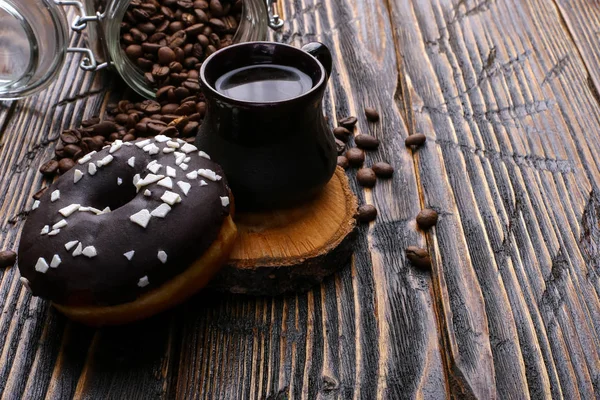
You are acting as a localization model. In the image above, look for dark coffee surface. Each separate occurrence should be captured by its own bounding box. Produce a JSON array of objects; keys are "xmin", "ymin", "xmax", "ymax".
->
[{"xmin": 215, "ymin": 64, "xmax": 313, "ymax": 102}]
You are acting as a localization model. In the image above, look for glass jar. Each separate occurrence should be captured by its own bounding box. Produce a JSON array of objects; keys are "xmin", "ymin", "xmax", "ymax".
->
[{"xmin": 0, "ymin": 0, "xmax": 283, "ymax": 100}]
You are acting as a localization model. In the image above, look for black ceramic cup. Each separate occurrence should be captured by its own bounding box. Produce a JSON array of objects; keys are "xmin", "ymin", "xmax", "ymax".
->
[{"xmin": 195, "ymin": 41, "xmax": 337, "ymax": 211}]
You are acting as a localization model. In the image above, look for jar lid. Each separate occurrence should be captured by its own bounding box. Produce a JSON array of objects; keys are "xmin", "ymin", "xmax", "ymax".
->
[{"xmin": 0, "ymin": 0, "xmax": 68, "ymax": 99}]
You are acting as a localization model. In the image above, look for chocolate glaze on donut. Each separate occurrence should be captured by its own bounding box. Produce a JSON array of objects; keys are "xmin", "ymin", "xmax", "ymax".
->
[{"xmin": 19, "ymin": 136, "xmax": 231, "ymax": 306}]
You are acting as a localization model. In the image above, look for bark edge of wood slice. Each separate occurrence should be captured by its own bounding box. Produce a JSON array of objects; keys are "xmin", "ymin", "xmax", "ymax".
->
[{"xmin": 210, "ymin": 167, "xmax": 358, "ymax": 295}]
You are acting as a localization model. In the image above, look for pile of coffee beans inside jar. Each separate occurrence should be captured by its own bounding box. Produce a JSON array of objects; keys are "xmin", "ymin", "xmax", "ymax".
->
[{"xmin": 40, "ymin": 0, "xmax": 241, "ymax": 178}]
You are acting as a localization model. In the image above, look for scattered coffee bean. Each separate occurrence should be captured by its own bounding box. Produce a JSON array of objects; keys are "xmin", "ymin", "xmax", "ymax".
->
[
  {"xmin": 0, "ymin": 250, "xmax": 16, "ymax": 269},
  {"xmin": 416, "ymin": 208, "xmax": 439, "ymax": 230},
  {"xmin": 33, "ymin": 187, "xmax": 47, "ymax": 200},
  {"xmin": 158, "ymin": 46, "xmax": 177, "ymax": 64},
  {"xmin": 354, "ymin": 134, "xmax": 379, "ymax": 150},
  {"xmin": 357, "ymin": 168, "xmax": 377, "ymax": 187},
  {"xmin": 345, "ymin": 148, "xmax": 365, "ymax": 167},
  {"xmin": 39, "ymin": 160, "xmax": 59, "ymax": 176},
  {"xmin": 364, "ymin": 107, "xmax": 380, "ymax": 122},
  {"xmin": 333, "ymin": 126, "xmax": 352, "ymax": 141},
  {"xmin": 372, "ymin": 162, "xmax": 394, "ymax": 178},
  {"xmin": 338, "ymin": 116, "xmax": 357, "ymax": 130},
  {"xmin": 357, "ymin": 204, "xmax": 377, "ymax": 222},
  {"xmin": 405, "ymin": 246, "xmax": 431, "ymax": 270},
  {"xmin": 337, "ymin": 155, "xmax": 349, "ymax": 169},
  {"xmin": 405, "ymin": 133, "xmax": 426, "ymax": 147},
  {"xmin": 58, "ymin": 158, "xmax": 75, "ymax": 174},
  {"xmin": 335, "ymin": 138, "xmax": 346, "ymax": 155}
]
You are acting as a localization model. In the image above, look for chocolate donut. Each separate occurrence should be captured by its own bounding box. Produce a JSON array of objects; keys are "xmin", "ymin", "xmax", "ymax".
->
[{"xmin": 18, "ymin": 136, "xmax": 237, "ymax": 325}]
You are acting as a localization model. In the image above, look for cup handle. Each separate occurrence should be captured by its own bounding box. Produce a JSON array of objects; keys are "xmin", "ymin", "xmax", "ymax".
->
[{"xmin": 302, "ymin": 42, "xmax": 332, "ymax": 78}]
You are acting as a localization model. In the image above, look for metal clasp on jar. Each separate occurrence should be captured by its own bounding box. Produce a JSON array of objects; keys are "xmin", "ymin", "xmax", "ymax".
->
[
  {"xmin": 54, "ymin": 0, "xmax": 109, "ymax": 71},
  {"xmin": 265, "ymin": 0, "xmax": 283, "ymax": 29}
]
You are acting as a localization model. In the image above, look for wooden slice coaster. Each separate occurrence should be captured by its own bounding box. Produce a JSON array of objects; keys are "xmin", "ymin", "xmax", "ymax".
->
[{"xmin": 210, "ymin": 167, "xmax": 358, "ymax": 295}]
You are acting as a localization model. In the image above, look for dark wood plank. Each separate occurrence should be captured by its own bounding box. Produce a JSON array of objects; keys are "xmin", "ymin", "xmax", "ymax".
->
[
  {"xmin": 389, "ymin": 0, "xmax": 600, "ymax": 397},
  {"xmin": 0, "ymin": 2, "xmax": 448, "ymax": 400}
]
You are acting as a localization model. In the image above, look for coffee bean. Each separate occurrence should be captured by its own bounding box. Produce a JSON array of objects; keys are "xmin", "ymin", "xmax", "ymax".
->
[
  {"xmin": 39, "ymin": 160, "xmax": 59, "ymax": 176},
  {"xmin": 138, "ymin": 22, "xmax": 157, "ymax": 34},
  {"xmin": 91, "ymin": 121, "xmax": 118, "ymax": 136},
  {"xmin": 182, "ymin": 121, "xmax": 199, "ymax": 136},
  {"xmin": 416, "ymin": 208, "xmax": 439, "ymax": 230},
  {"xmin": 158, "ymin": 46, "xmax": 177, "ymax": 64},
  {"xmin": 60, "ymin": 131, "xmax": 79, "ymax": 144},
  {"xmin": 161, "ymin": 126, "xmax": 179, "ymax": 136},
  {"xmin": 355, "ymin": 134, "xmax": 379, "ymax": 150},
  {"xmin": 335, "ymin": 138, "xmax": 346, "ymax": 155},
  {"xmin": 64, "ymin": 144, "xmax": 83, "ymax": 159},
  {"xmin": 364, "ymin": 107, "xmax": 380, "ymax": 122},
  {"xmin": 345, "ymin": 148, "xmax": 365, "ymax": 166},
  {"xmin": 33, "ymin": 187, "xmax": 48, "ymax": 200},
  {"xmin": 209, "ymin": 18, "xmax": 226, "ymax": 31},
  {"xmin": 126, "ymin": 44, "xmax": 144, "ymax": 58},
  {"xmin": 133, "ymin": 8, "xmax": 150, "ymax": 21},
  {"xmin": 81, "ymin": 117, "xmax": 100, "ymax": 127},
  {"xmin": 182, "ymin": 79, "xmax": 200, "ymax": 91},
  {"xmin": 210, "ymin": 0, "xmax": 224, "ymax": 16},
  {"xmin": 58, "ymin": 158, "xmax": 75, "ymax": 174},
  {"xmin": 123, "ymin": 133, "xmax": 137, "ymax": 142},
  {"xmin": 357, "ymin": 204, "xmax": 377, "ymax": 222},
  {"xmin": 156, "ymin": 85, "xmax": 175, "ymax": 100},
  {"xmin": 405, "ymin": 133, "xmax": 426, "ymax": 147},
  {"xmin": 137, "ymin": 57, "xmax": 154, "ymax": 70},
  {"xmin": 0, "ymin": 250, "xmax": 16, "ymax": 269},
  {"xmin": 405, "ymin": 246, "xmax": 431, "ymax": 270},
  {"xmin": 333, "ymin": 126, "xmax": 351, "ymax": 141},
  {"xmin": 337, "ymin": 156, "xmax": 349, "ymax": 169},
  {"xmin": 357, "ymin": 168, "xmax": 376, "ymax": 187},
  {"xmin": 338, "ymin": 116, "xmax": 357, "ymax": 129},
  {"xmin": 139, "ymin": 100, "xmax": 162, "ymax": 114},
  {"xmin": 372, "ymin": 162, "xmax": 394, "ymax": 178},
  {"xmin": 130, "ymin": 28, "xmax": 147, "ymax": 42}
]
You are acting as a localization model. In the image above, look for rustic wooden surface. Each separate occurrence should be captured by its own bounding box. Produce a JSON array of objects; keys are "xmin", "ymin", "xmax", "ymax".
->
[{"xmin": 1, "ymin": 0, "xmax": 599, "ymax": 398}]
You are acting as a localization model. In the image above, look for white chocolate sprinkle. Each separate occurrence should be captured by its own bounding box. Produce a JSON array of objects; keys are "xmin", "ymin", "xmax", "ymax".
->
[
  {"xmin": 177, "ymin": 181, "xmax": 191, "ymax": 196},
  {"xmin": 135, "ymin": 139, "xmax": 152, "ymax": 148},
  {"xmin": 52, "ymin": 219, "xmax": 68, "ymax": 230},
  {"xmin": 51, "ymin": 190, "xmax": 60, "ymax": 202},
  {"xmin": 197, "ymin": 169, "xmax": 218, "ymax": 181},
  {"xmin": 179, "ymin": 163, "xmax": 189, "ymax": 171},
  {"xmin": 221, "ymin": 196, "xmax": 230, "ymax": 207},
  {"xmin": 198, "ymin": 151, "xmax": 211, "ymax": 159},
  {"xmin": 148, "ymin": 162, "xmax": 162, "ymax": 174},
  {"xmin": 101, "ymin": 207, "xmax": 111, "ymax": 214},
  {"xmin": 181, "ymin": 143, "xmax": 198, "ymax": 153},
  {"xmin": 157, "ymin": 177, "xmax": 173, "ymax": 189},
  {"xmin": 177, "ymin": 138, "xmax": 186, "ymax": 144},
  {"xmin": 124, "ymin": 250, "xmax": 135, "ymax": 260},
  {"xmin": 138, "ymin": 276, "xmax": 149, "ymax": 287},
  {"xmin": 97, "ymin": 154, "xmax": 114, "ymax": 167},
  {"xmin": 130, "ymin": 209, "xmax": 152, "ymax": 228},
  {"xmin": 72, "ymin": 242, "xmax": 83, "ymax": 256},
  {"xmin": 74, "ymin": 169, "xmax": 84, "ymax": 183},
  {"xmin": 59, "ymin": 203, "xmax": 80, "ymax": 217},
  {"xmin": 48, "ymin": 229, "xmax": 60, "ymax": 236},
  {"xmin": 89, "ymin": 207, "xmax": 102, "ymax": 215},
  {"xmin": 186, "ymin": 171, "xmax": 198, "ymax": 180},
  {"xmin": 151, "ymin": 203, "xmax": 171, "ymax": 218},
  {"xmin": 167, "ymin": 141, "xmax": 180, "ymax": 149},
  {"xmin": 82, "ymin": 246, "xmax": 97, "ymax": 258},
  {"xmin": 155, "ymin": 134, "xmax": 170, "ymax": 142},
  {"xmin": 160, "ymin": 191, "xmax": 181, "ymax": 206},
  {"xmin": 175, "ymin": 154, "xmax": 185, "ymax": 165},
  {"xmin": 117, "ymin": 177, "xmax": 123, "ymax": 185},
  {"xmin": 157, "ymin": 250, "xmax": 168, "ymax": 264},
  {"xmin": 50, "ymin": 255, "xmax": 61, "ymax": 268},
  {"xmin": 133, "ymin": 173, "xmax": 141, "ymax": 186},
  {"xmin": 166, "ymin": 166, "xmax": 176, "ymax": 178},
  {"xmin": 184, "ymin": 156, "xmax": 191, "ymax": 163},
  {"xmin": 144, "ymin": 189, "xmax": 152, "ymax": 197},
  {"xmin": 77, "ymin": 151, "xmax": 96, "ymax": 165},
  {"xmin": 35, "ymin": 258, "xmax": 49, "ymax": 273},
  {"xmin": 109, "ymin": 140, "xmax": 123, "ymax": 154},
  {"xmin": 124, "ymin": 142, "xmax": 133, "ymax": 146},
  {"xmin": 20, "ymin": 277, "xmax": 30, "ymax": 290},
  {"xmin": 200, "ymin": 180, "xmax": 208, "ymax": 186},
  {"xmin": 143, "ymin": 143, "xmax": 160, "ymax": 155},
  {"xmin": 88, "ymin": 163, "xmax": 97, "ymax": 175},
  {"xmin": 65, "ymin": 240, "xmax": 79, "ymax": 251},
  {"xmin": 135, "ymin": 173, "xmax": 165, "ymax": 190},
  {"xmin": 162, "ymin": 147, "xmax": 175, "ymax": 154},
  {"xmin": 79, "ymin": 206, "xmax": 90, "ymax": 212},
  {"xmin": 40, "ymin": 225, "xmax": 50, "ymax": 235},
  {"xmin": 127, "ymin": 157, "xmax": 136, "ymax": 168},
  {"xmin": 32, "ymin": 200, "xmax": 40, "ymax": 210}
]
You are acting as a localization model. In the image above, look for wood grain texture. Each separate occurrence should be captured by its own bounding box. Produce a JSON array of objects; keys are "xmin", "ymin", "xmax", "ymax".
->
[
  {"xmin": 389, "ymin": 0, "xmax": 600, "ymax": 398},
  {"xmin": 0, "ymin": 3, "xmax": 446, "ymax": 400}
]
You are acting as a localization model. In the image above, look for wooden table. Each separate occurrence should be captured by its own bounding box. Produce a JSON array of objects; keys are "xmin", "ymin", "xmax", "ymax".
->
[{"xmin": 1, "ymin": 0, "xmax": 600, "ymax": 398}]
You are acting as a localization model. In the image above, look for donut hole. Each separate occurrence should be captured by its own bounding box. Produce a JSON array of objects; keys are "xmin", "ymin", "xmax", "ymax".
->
[{"xmin": 85, "ymin": 176, "xmax": 139, "ymax": 212}]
